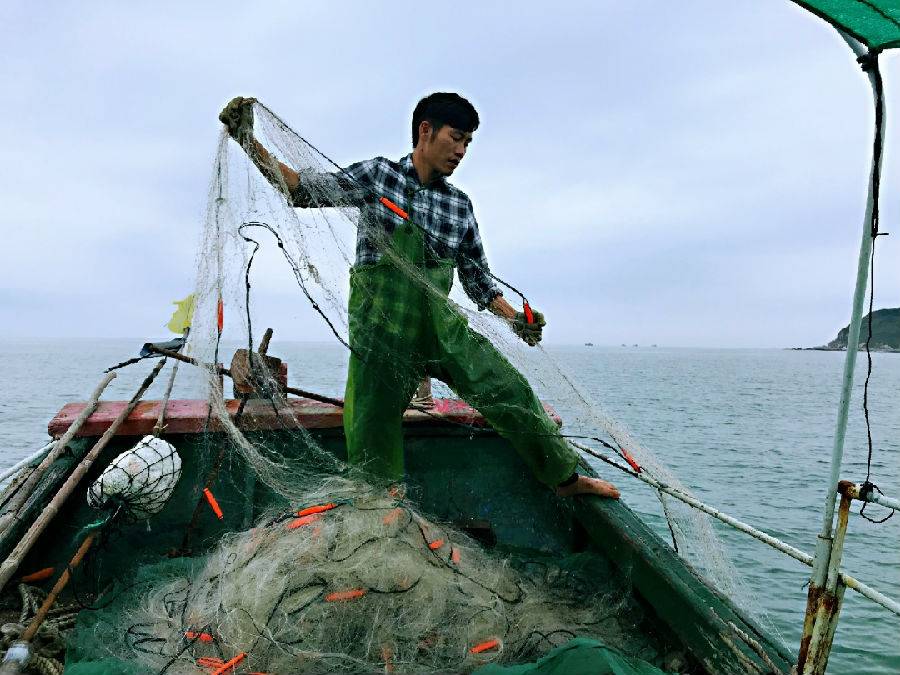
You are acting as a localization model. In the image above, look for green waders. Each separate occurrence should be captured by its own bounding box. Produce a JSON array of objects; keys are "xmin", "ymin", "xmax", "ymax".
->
[{"xmin": 344, "ymin": 221, "xmax": 578, "ymax": 486}]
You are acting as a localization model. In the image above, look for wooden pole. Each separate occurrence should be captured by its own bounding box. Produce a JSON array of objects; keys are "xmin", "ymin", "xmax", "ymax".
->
[
  {"xmin": 0, "ymin": 360, "xmax": 165, "ymax": 592},
  {"xmin": 151, "ymin": 342, "xmax": 343, "ymax": 407},
  {"xmin": 283, "ymin": 385, "xmax": 343, "ymax": 408},
  {"xmin": 20, "ymin": 533, "xmax": 95, "ymax": 642},
  {"xmin": 153, "ymin": 329, "xmax": 189, "ymax": 437},
  {"xmin": 0, "ymin": 373, "xmax": 116, "ymax": 536}
]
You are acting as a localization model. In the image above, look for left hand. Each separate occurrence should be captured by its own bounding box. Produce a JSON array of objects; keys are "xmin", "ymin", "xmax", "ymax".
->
[
  {"xmin": 512, "ymin": 309, "xmax": 546, "ymax": 346},
  {"xmin": 218, "ymin": 96, "xmax": 256, "ymax": 142}
]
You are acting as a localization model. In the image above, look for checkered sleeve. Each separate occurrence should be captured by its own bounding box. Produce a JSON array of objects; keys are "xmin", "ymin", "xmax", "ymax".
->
[
  {"xmin": 291, "ymin": 157, "xmax": 381, "ymax": 208},
  {"xmin": 456, "ymin": 203, "xmax": 502, "ymax": 310}
]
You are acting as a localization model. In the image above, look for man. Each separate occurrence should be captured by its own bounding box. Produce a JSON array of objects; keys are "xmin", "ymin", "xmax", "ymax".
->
[{"xmin": 219, "ymin": 92, "xmax": 619, "ymax": 499}]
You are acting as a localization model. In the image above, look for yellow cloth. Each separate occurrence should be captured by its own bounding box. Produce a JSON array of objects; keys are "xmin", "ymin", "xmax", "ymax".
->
[{"xmin": 166, "ymin": 294, "xmax": 195, "ymax": 334}]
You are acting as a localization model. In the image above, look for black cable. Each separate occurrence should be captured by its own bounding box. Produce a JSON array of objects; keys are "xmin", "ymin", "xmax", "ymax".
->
[
  {"xmin": 857, "ymin": 52, "xmax": 892, "ymax": 525},
  {"xmin": 238, "ymin": 221, "xmax": 354, "ymax": 353}
]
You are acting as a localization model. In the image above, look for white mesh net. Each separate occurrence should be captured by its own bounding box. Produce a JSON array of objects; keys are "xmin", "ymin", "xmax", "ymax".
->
[{"xmin": 87, "ymin": 436, "xmax": 182, "ymax": 522}]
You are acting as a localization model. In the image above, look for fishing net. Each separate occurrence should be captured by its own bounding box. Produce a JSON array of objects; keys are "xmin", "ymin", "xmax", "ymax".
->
[
  {"xmin": 189, "ymin": 101, "xmax": 751, "ymax": 600},
  {"xmin": 69, "ymin": 490, "xmax": 685, "ymax": 674},
  {"xmin": 63, "ymin": 99, "xmax": 774, "ymax": 672}
]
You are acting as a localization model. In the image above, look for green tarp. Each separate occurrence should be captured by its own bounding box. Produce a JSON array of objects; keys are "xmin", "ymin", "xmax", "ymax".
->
[
  {"xmin": 474, "ymin": 638, "xmax": 673, "ymax": 675},
  {"xmin": 791, "ymin": 1, "xmax": 900, "ymax": 51}
]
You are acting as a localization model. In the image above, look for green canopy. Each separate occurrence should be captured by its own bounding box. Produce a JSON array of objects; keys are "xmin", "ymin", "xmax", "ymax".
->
[{"xmin": 792, "ymin": 1, "xmax": 900, "ymax": 51}]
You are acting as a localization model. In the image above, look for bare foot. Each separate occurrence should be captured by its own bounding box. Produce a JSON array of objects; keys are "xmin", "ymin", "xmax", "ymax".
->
[{"xmin": 556, "ymin": 475, "xmax": 620, "ymax": 499}]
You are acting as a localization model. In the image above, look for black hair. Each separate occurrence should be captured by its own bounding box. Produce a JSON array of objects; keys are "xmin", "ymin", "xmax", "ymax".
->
[{"xmin": 411, "ymin": 92, "xmax": 479, "ymax": 146}]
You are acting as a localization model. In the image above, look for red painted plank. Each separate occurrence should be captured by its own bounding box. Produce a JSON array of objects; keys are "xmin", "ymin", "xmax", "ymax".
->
[{"xmin": 48, "ymin": 398, "xmax": 561, "ymax": 439}]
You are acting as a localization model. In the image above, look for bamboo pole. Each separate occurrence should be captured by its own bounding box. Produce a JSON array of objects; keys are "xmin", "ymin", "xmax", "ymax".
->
[
  {"xmin": 0, "ymin": 360, "xmax": 164, "ymax": 592},
  {"xmin": 152, "ymin": 329, "xmax": 189, "ymax": 437},
  {"xmin": 0, "ymin": 373, "xmax": 116, "ymax": 536}
]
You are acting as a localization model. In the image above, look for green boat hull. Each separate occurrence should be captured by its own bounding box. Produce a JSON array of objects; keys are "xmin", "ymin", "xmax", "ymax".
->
[{"xmin": 0, "ymin": 402, "xmax": 794, "ymax": 674}]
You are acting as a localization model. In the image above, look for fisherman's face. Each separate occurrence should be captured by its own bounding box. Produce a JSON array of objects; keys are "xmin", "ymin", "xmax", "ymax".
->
[{"xmin": 420, "ymin": 123, "xmax": 473, "ymax": 177}]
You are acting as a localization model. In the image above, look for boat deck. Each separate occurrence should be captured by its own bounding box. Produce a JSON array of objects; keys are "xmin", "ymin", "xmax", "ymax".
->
[{"xmin": 47, "ymin": 397, "xmax": 562, "ymax": 437}]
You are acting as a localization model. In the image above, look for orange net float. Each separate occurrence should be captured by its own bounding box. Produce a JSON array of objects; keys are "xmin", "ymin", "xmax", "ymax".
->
[
  {"xmin": 451, "ymin": 547, "xmax": 461, "ymax": 564},
  {"xmin": 287, "ymin": 513, "xmax": 321, "ymax": 530},
  {"xmin": 620, "ymin": 447, "xmax": 642, "ymax": 473},
  {"xmin": 216, "ymin": 297, "xmax": 224, "ymax": 334},
  {"xmin": 19, "ymin": 567, "xmax": 55, "ymax": 583},
  {"xmin": 523, "ymin": 300, "xmax": 535, "ymax": 324},
  {"xmin": 427, "ymin": 538, "xmax": 445, "ymax": 551},
  {"xmin": 197, "ymin": 656, "xmax": 225, "ymax": 668},
  {"xmin": 185, "ymin": 630, "xmax": 215, "ymax": 643},
  {"xmin": 469, "ymin": 638, "xmax": 501, "ymax": 654},
  {"xmin": 379, "ymin": 197, "xmax": 409, "ymax": 220},
  {"xmin": 297, "ymin": 502, "xmax": 337, "ymax": 517},
  {"xmin": 325, "ymin": 588, "xmax": 367, "ymax": 602},
  {"xmin": 203, "ymin": 488, "xmax": 224, "ymax": 520},
  {"xmin": 382, "ymin": 508, "xmax": 404, "ymax": 525},
  {"xmin": 211, "ymin": 652, "xmax": 247, "ymax": 675}
]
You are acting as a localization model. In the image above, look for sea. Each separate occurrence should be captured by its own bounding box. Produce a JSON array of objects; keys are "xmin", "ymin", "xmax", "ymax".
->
[{"xmin": 0, "ymin": 339, "xmax": 897, "ymax": 674}]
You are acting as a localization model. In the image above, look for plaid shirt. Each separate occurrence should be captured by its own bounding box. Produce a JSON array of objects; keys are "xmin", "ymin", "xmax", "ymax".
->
[{"xmin": 291, "ymin": 154, "xmax": 501, "ymax": 309}]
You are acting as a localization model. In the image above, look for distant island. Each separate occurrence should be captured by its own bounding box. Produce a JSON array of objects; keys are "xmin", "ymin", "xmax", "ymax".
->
[{"xmin": 804, "ymin": 307, "xmax": 899, "ymax": 352}]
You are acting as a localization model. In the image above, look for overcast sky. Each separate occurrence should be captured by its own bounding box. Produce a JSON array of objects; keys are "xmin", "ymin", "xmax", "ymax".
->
[{"xmin": 1, "ymin": 1, "xmax": 898, "ymax": 347}]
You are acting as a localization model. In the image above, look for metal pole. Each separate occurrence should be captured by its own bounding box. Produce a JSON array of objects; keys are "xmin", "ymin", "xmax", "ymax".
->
[
  {"xmin": 572, "ymin": 441, "xmax": 900, "ymax": 618},
  {"xmin": 570, "ymin": 441, "xmax": 814, "ymax": 565},
  {"xmin": 810, "ymin": 31, "xmax": 883, "ymax": 590},
  {"xmin": 841, "ymin": 480, "xmax": 900, "ymax": 513},
  {"xmin": 802, "ymin": 491, "xmax": 853, "ymax": 674}
]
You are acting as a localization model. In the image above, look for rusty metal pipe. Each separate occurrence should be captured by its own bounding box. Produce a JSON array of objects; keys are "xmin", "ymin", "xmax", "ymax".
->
[
  {"xmin": 839, "ymin": 479, "xmax": 900, "ymax": 513},
  {"xmin": 802, "ymin": 491, "xmax": 853, "ymax": 674}
]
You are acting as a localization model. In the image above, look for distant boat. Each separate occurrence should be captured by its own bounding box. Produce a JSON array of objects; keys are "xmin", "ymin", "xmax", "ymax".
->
[
  {"xmin": 632, "ymin": 343, "xmax": 638, "ymax": 347},
  {"xmin": 652, "ymin": 344, "xmax": 658, "ymax": 348},
  {"xmin": 584, "ymin": 342, "xmax": 594, "ymax": 347}
]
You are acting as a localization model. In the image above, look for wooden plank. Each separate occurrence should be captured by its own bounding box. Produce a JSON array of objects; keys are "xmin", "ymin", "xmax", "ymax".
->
[{"xmin": 48, "ymin": 398, "xmax": 562, "ymax": 438}]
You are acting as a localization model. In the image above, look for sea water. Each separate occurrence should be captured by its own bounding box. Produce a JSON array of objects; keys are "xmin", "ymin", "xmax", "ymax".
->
[{"xmin": 0, "ymin": 339, "xmax": 897, "ymax": 674}]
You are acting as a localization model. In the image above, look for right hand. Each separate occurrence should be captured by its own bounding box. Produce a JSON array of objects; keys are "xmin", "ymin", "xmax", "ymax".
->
[
  {"xmin": 512, "ymin": 309, "xmax": 546, "ymax": 347},
  {"xmin": 218, "ymin": 96, "xmax": 256, "ymax": 141}
]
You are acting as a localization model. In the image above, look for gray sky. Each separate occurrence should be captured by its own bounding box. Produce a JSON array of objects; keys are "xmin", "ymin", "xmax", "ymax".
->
[{"xmin": 2, "ymin": 0, "xmax": 898, "ymax": 347}]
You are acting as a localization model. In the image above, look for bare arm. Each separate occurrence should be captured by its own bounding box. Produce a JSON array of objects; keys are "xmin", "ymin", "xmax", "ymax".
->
[
  {"xmin": 488, "ymin": 295, "xmax": 516, "ymax": 320},
  {"xmin": 246, "ymin": 138, "xmax": 300, "ymax": 193}
]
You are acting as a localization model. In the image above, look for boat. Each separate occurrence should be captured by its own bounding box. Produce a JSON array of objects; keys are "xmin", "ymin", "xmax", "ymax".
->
[
  {"xmin": 1, "ymin": 3, "xmax": 898, "ymax": 673},
  {"xmin": 0, "ymin": 351, "xmax": 793, "ymax": 674}
]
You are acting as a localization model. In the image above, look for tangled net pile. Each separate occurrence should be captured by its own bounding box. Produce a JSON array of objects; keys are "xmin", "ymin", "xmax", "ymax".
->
[{"xmin": 86, "ymin": 489, "xmax": 670, "ymax": 674}]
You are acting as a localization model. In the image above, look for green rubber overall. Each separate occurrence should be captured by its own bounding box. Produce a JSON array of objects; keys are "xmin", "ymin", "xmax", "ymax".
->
[{"xmin": 344, "ymin": 220, "xmax": 578, "ymax": 485}]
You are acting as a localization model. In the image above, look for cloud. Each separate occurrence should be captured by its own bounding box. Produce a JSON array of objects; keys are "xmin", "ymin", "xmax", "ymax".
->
[{"xmin": 1, "ymin": 0, "xmax": 897, "ymax": 346}]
